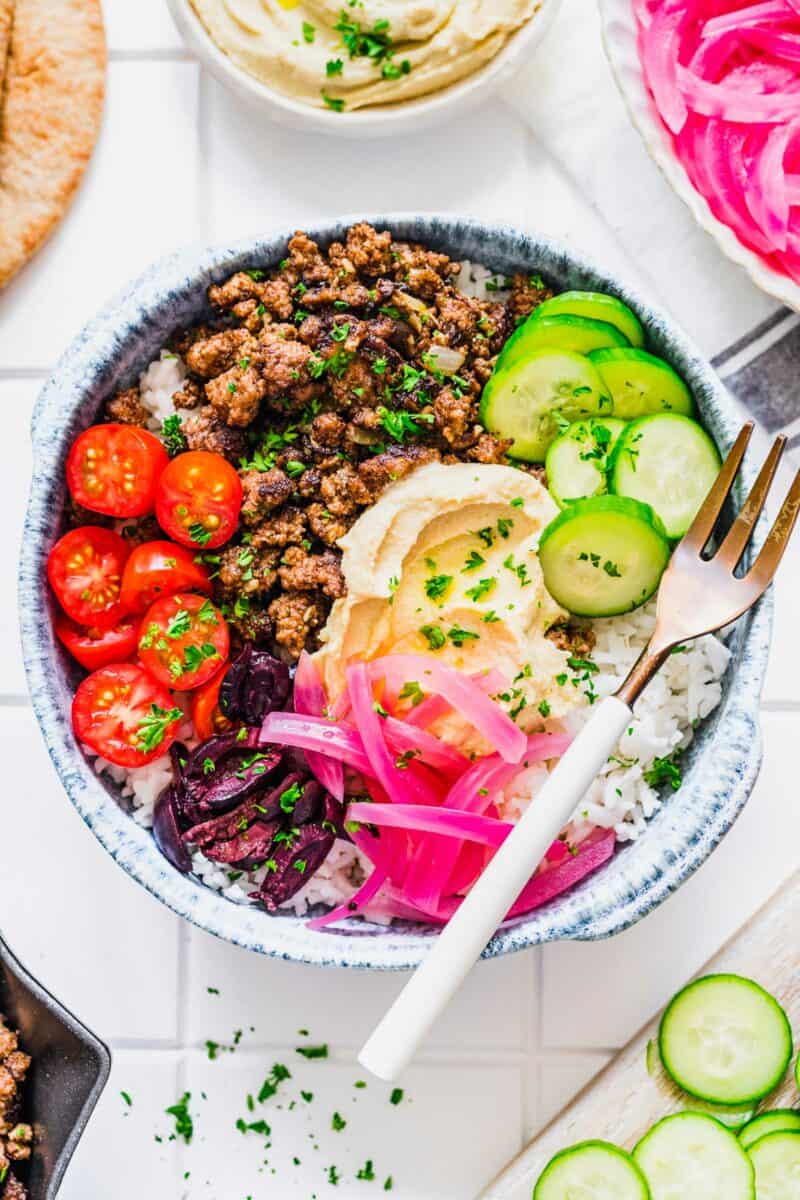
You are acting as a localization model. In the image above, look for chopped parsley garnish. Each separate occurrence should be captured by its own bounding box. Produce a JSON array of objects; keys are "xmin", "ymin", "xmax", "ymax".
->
[
  {"xmin": 389, "ymin": 1087, "xmax": 404, "ymax": 1105},
  {"xmin": 183, "ymin": 642, "xmax": 219, "ymax": 673},
  {"xmin": 465, "ymin": 577, "xmax": 495, "ymax": 602},
  {"xmin": 643, "ymin": 753, "xmax": 683, "ymax": 792},
  {"xmin": 538, "ymin": 699, "xmax": 551, "ymax": 718},
  {"xmin": 326, "ymin": 58, "xmax": 344, "ymax": 76},
  {"xmin": 302, "ymin": 20, "xmax": 316, "ymax": 42},
  {"xmin": 328, "ymin": 1166, "xmax": 341, "ymax": 1186},
  {"xmin": 334, "ymin": 9, "xmax": 411, "ymax": 82},
  {"xmin": 279, "ymin": 781, "xmax": 303, "ymax": 813},
  {"xmin": 166, "ymin": 608, "xmax": 191, "ymax": 638},
  {"xmin": 120, "ymin": 1090, "xmax": 133, "ymax": 1107},
  {"xmin": 321, "ymin": 90, "xmax": 345, "ymax": 112},
  {"xmin": 448, "ymin": 626, "xmax": 479, "ymax": 647},
  {"xmin": 296, "ymin": 1043, "xmax": 328, "ymax": 1059},
  {"xmin": 497, "ymin": 517, "xmax": 514, "ymax": 539},
  {"xmin": 165, "ymin": 1092, "xmax": 194, "ymax": 1144},
  {"xmin": 475, "ymin": 526, "xmax": 495, "ymax": 548},
  {"xmin": 136, "ymin": 704, "xmax": 182, "ymax": 753},
  {"xmin": 462, "ymin": 549, "xmax": 485, "ymax": 573},
  {"xmin": 398, "ymin": 680, "xmax": 425, "ymax": 706},
  {"xmin": 357, "ymin": 1160, "xmax": 376, "ymax": 1181},
  {"xmin": 187, "ymin": 522, "xmax": 213, "ymax": 546},
  {"xmin": 257, "ymin": 1062, "xmax": 291, "ymax": 1103},
  {"xmin": 331, "ymin": 1111, "xmax": 347, "ymax": 1132},
  {"xmin": 424, "ymin": 573, "xmax": 453, "ymax": 601},
  {"xmin": 510, "ymin": 496, "xmax": 524, "ymax": 508},
  {"xmin": 372, "ymin": 700, "xmax": 389, "ymax": 718},
  {"xmin": 161, "ymin": 413, "xmax": 186, "ymax": 456},
  {"xmin": 503, "ymin": 554, "xmax": 531, "ymax": 587},
  {"xmin": 376, "ymin": 406, "xmax": 434, "ymax": 443},
  {"xmin": 482, "ymin": 610, "xmax": 500, "ymax": 623},
  {"xmin": 419, "ymin": 624, "xmax": 446, "ymax": 650}
]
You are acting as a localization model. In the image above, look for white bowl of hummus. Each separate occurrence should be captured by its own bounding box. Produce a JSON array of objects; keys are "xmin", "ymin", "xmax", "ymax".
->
[{"xmin": 167, "ymin": 0, "xmax": 560, "ymax": 136}]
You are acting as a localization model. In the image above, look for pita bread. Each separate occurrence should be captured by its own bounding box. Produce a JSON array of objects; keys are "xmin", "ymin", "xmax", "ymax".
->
[{"xmin": 0, "ymin": 0, "xmax": 106, "ymax": 290}]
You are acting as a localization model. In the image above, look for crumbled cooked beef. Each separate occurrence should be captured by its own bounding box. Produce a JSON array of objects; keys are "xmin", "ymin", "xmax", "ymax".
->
[
  {"xmin": 105, "ymin": 386, "xmax": 150, "ymax": 427},
  {"xmin": 123, "ymin": 223, "xmax": 556, "ymax": 660},
  {"xmin": 545, "ymin": 622, "xmax": 597, "ymax": 658},
  {"xmin": 0, "ymin": 1014, "xmax": 32, "ymax": 1200},
  {"xmin": 181, "ymin": 406, "xmax": 248, "ymax": 462},
  {"xmin": 240, "ymin": 468, "xmax": 293, "ymax": 526},
  {"xmin": 269, "ymin": 591, "xmax": 327, "ymax": 659},
  {"xmin": 277, "ymin": 546, "xmax": 345, "ymax": 600}
]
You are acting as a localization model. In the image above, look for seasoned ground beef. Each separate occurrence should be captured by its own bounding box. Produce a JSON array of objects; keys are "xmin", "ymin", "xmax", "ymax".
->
[
  {"xmin": 102, "ymin": 224, "xmax": 554, "ymax": 661},
  {"xmin": 0, "ymin": 1014, "xmax": 32, "ymax": 1200}
]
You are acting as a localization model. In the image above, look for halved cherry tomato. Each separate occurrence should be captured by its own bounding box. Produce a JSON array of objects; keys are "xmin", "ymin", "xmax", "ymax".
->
[
  {"xmin": 138, "ymin": 592, "xmax": 229, "ymax": 691},
  {"xmin": 154, "ymin": 451, "xmax": 243, "ymax": 550},
  {"xmin": 66, "ymin": 424, "xmax": 169, "ymax": 518},
  {"xmin": 72, "ymin": 662, "xmax": 183, "ymax": 767},
  {"xmin": 47, "ymin": 527, "xmax": 131, "ymax": 629},
  {"xmin": 190, "ymin": 667, "xmax": 237, "ymax": 740},
  {"xmin": 120, "ymin": 540, "xmax": 213, "ymax": 613},
  {"xmin": 55, "ymin": 611, "xmax": 140, "ymax": 671}
]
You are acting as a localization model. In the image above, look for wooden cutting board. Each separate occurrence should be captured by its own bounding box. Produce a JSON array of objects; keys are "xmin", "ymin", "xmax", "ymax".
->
[{"xmin": 480, "ymin": 872, "xmax": 800, "ymax": 1200}]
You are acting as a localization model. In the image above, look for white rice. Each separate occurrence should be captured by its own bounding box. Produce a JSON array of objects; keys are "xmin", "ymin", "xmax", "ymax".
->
[{"xmin": 102, "ymin": 272, "xmax": 730, "ymax": 917}]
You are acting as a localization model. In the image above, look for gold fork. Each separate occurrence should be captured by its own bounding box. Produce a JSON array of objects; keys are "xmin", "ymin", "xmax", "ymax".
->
[{"xmin": 359, "ymin": 422, "xmax": 800, "ymax": 1082}]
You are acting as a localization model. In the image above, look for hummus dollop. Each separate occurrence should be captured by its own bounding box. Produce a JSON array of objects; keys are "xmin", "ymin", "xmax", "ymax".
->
[
  {"xmin": 315, "ymin": 462, "xmax": 584, "ymax": 754},
  {"xmin": 190, "ymin": 0, "xmax": 541, "ymax": 111}
]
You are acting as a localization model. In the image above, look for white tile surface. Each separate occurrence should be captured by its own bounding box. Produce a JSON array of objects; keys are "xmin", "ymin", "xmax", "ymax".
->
[{"xmin": 0, "ymin": 5, "xmax": 798, "ymax": 1198}]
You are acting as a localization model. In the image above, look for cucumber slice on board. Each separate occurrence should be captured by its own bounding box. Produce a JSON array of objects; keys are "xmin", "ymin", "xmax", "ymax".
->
[
  {"xmin": 538, "ymin": 495, "xmax": 670, "ymax": 617},
  {"xmin": 610, "ymin": 413, "xmax": 722, "ymax": 539},
  {"xmin": 480, "ymin": 348, "xmax": 613, "ymax": 462},
  {"xmin": 739, "ymin": 1112, "xmax": 800, "ymax": 1151},
  {"xmin": 659, "ymin": 974, "xmax": 793, "ymax": 1106},
  {"xmin": 532, "ymin": 290, "xmax": 646, "ymax": 347},
  {"xmin": 498, "ymin": 314, "xmax": 630, "ymax": 368},
  {"xmin": 545, "ymin": 417, "xmax": 627, "ymax": 507},
  {"xmin": 534, "ymin": 1140, "xmax": 651, "ymax": 1200},
  {"xmin": 646, "ymin": 1039, "xmax": 757, "ymax": 1130},
  {"xmin": 634, "ymin": 1112, "xmax": 755, "ymax": 1200},
  {"xmin": 747, "ymin": 1130, "xmax": 800, "ymax": 1197},
  {"xmin": 590, "ymin": 348, "xmax": 694, "ymax": 418}
]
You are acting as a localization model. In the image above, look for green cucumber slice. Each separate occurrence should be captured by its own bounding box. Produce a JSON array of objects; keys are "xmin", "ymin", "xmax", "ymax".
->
[
  {"xmin": 545, "ymin": 417, "xmax": 627, "ymax": 507},
  {"xmin": 532, "ymin": 290, "xmax": 645, "ymax": 347},
  {"xmin": 634, "ymin": 1113, "xmax": 755, "ymax": 1200},
  {"xmin": 480, "ymin": 348, "xmax": 613, "ymax": 462},
  {"xmin": 645, "ymin": 1039, "xmax": 756, "ymax": 1130},
  {"xmin": 589, "ymin": 348, "xmax": 694, "ymax": 418},
  {"xmin": 610, "ymin": 413, "xmax": 721, "ymax": 539},
  {"xmin": 538, "ymin": 495, "xmax": 670, "ymax": 617},
  {"xmin": 747, "ymin": 1131, "xmax": 800, "ymax": 1197},
  {"xmin": 534, "ymin": 1140, "xmax": 651, "ymax": 1200},
  {"xmin": 498, "ymin": 314, "xmax": 630, "ymax": 368},
  {"xmin": 739, "ymin": 1112, "xmax": 800, "ymax": 1151},
  {"xmin": 659, "ymin": 974, "xmax": 793, "ymax": 1106}
]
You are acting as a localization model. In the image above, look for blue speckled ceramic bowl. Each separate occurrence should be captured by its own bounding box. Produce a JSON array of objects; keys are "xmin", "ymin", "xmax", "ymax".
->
[{"xmin": 19, "ymin": 215, "xmax": 772, "ymax": 970}]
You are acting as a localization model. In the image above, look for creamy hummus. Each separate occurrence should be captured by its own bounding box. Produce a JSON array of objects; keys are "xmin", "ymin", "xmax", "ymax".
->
[
  {"xmin": 190, "ymin": 0, "xmax": 541, "ymax": 110},
  {"xmin": 314, "ymin": 462, "xmax": 584, "ymax": 754}
]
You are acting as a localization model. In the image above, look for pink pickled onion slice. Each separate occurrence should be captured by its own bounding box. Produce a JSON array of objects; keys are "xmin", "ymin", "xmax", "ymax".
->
[
  {"xmin": 701, "ymin": 0, "xmax": 795, "ymax": 36},
  {"xmin": 507, "ymin": 830, "xmax": 616, "ymax": 918},
  {"xmin": 404, "ymin": 667, "xmax": 509, "ymax": 728},
  {"xmin": 346, "ymin": 802, "xmax": 513, "ymax": 847},
  {"xmin": 306, "ymin": 867, "xmax": 387, "ymax": 931},
  {"xmin": 643, "ymin": 0, "xmax": 692, "ymax": 133},
  {"xmin": 260, "ymin": 712, "xmax": 375, "ymax": 778},
  {"xmin": 678, "ymin": 64, "xmax": 800, "ymax": 123},
  {"xmin": 346, "ymin": 662, "xmax": 441, "ymax": 807},
  {"xmin": 293, "ymin": 652, "xmax": 344, "ymax": 801},
  {"xmin": 382, "ymin": 715, "xmax": 469, "ymax": 776},
  {"xmin": 747, "ymin": 120, "xmax": 793, "ymax": 247},
  {"xmin": 367, "ymin": 655, "xmax": 525, "ymax": 763}
]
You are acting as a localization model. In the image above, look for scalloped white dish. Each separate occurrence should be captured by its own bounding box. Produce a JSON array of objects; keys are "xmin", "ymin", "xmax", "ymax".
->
[{"xmin": 599, "ymin": 0, "xmax": 800, "ymax": 313}]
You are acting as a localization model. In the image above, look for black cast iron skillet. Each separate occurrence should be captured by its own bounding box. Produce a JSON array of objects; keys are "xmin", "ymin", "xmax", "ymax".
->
[{"xmin": 0, "ymin": 935, "xmax": 110, "ymax": 1198}]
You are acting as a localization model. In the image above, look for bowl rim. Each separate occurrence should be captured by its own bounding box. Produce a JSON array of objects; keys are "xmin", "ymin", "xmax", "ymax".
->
[
  {"xmin": 0, "ymin": 933, "xmax": 111, "ymax": 1199},
  {"xmin": 19, "ymin": 213, "xmax": 772, "ymax": 970},
  {"xmin": 166, "ymin": 0, "xmax": 559, "ymax": 136},
  {"xmin": 598, "ymin": 0, "xmax": 800, "ymax": 312}
]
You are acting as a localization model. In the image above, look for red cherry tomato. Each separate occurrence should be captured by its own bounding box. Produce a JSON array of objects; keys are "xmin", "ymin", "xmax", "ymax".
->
[
  {"xmin": 55, "ymin": 611, "xmax": 140, "ymax": 671},
  {"xmin": 120, "ymin": 540, "xmax": 213, "ymax": 613},
  {"xmin": 47, "ymin": 527, "xmax": 131, "ymax": 629},
  {"xmin": 190, "ymin": 667, "xmax": 237, "ymax": 740},
  {"xmin": 137, "ymin": 592, "xmax": 229, "ymax": 691},
  {"xmin": 66, "ymin": 424, "xmax": 169, "ymax": 518},
  {"xmin": 72, "ymin": 662, "xmax": 183, "ymax": 767},
  {"xmin": 154, "ymin": 451, "xmax": 243, "ymax": 550}
]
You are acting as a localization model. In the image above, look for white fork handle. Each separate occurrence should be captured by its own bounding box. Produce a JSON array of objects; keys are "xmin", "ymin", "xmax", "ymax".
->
[{"xmin": 358, "ymin": 696, "xmax": 633, "ymax": 1081}]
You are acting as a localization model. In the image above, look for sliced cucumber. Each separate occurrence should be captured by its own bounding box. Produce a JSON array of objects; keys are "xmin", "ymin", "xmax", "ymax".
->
[
  {"xmin": 498, "ymin": 314, "xmax": 630, "ymax": 368},
  {"xmin": 610, "ymin": 413, "xmax": 721, "ymax": 539},
  {"xmin": 534, "ymin": 1140, "xmax": 651, "ymax": 1200},
  {"xmin": 739, "ymin": 1111, "xmax": 800, "ymax": 1151},
  {"xmin": 532, "ymin": 290, "xmax": 645, "ymax": 347},
  {"xmin": 747, "ymin": 1130, "xmax": 800, "ymax": 1197},
  {"xmin": 646, "ymin": 1038, "xmax": 757, "ymax": 1130},
  {"xmin": 480, "ymin": 348, "xmax": 613, "ymax": 462},
  {"xmin": 659, "ymin": 974, "xmax": 793, "ymax": 1106},
  {"xmin": 634, "ymin": 1112, "xmax": 755, "ymax": 1200},
  {"xmin": 590, "ymin": 348, "xmax": 694, "ymax": 418},
  {"xmin": 538, "ymin": 495, "xmax": 670, "ymax": 617},
  {"xmin": 545, "ymin": 417, "xmax": 627, "ymax": 507}
]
